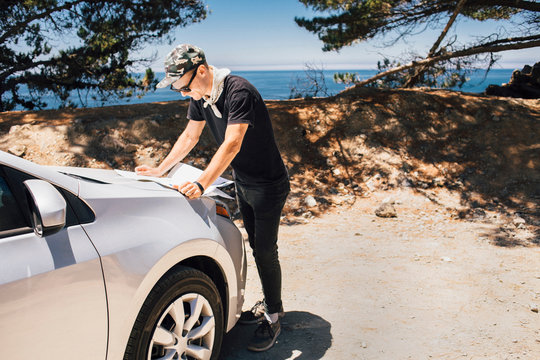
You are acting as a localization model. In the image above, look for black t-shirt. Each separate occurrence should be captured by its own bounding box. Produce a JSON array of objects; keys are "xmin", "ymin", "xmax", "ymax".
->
[{"xmin": 187, "ymin": 75, "xmax": 288, "ymax": 185}]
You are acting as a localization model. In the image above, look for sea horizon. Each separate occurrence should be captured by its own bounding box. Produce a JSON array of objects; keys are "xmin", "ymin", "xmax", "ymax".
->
[{"xmin": 8, "ymin": 68, "xmax": 516, "ymax": 111}]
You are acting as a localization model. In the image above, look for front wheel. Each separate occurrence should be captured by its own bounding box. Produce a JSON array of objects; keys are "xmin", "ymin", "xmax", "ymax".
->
[{"xmin": 124, "ymin": 267, "xmax": 224, "ymax": 360}]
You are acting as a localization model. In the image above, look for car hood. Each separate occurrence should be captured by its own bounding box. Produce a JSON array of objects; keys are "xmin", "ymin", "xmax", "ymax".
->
[{"xmin": 49, "ymin": 166, "xmax": 170, "ymax": 192}]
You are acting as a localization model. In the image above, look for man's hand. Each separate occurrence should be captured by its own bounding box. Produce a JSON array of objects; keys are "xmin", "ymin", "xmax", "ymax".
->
[
  {"xmin": 135, "ymin": 165, "xmax": 163, "ymax": 177},
  {"xmin": 175, "ymin": 181, "xmax": 203, "ymax": 199}
]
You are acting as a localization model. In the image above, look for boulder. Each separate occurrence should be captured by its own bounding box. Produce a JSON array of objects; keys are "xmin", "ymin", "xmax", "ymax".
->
[
  {"xmin": 375, "ymin": 200, "xmax": 397, "ymax": 218},
  {"xmin": 485, "ymin": 62, "xmax": 540, "ymax": 99}
]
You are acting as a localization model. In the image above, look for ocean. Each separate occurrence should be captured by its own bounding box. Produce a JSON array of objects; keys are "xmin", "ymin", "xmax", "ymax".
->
[{"xmin": 11, "ymin": 68, "xmax": 514, "ymax": 111}]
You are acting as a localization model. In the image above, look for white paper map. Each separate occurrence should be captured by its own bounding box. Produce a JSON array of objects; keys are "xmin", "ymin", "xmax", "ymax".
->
[{"xmin": 115, "ymin": 163, "xmax": 234, "ymax": 199}]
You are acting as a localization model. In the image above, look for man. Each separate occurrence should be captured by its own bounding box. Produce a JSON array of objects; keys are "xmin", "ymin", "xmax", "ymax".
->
[{"xmin": 135, "ymin": 44, "xmax": 289, "ymax": 352}]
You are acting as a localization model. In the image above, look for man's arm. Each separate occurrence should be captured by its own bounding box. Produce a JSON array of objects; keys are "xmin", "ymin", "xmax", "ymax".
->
[
  {"xmin": 135, "ymin": 120, "xmax": 205, "ymax": 177},
  {"xmin": 178, "ymin": 123, "xmax": 249, "ymax": 199}
]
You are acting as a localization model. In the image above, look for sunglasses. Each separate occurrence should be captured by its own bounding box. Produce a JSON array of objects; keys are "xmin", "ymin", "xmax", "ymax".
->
[{"xmin": 170, "ymin": 64, "xmax": 200, "ymax": 93}]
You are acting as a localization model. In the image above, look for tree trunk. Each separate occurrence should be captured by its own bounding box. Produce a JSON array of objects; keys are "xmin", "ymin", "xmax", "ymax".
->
[{"xmin": 404, "ymin": 0, "xmax": 468, "ymax": 88}]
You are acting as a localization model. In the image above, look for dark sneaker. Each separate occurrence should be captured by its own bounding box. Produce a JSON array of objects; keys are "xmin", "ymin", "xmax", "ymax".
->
[
  {"xmin": 247, "ymin": 318, "xmax": 281, "ymax": 352},
  {"xmin": 239, "ymin": 300, "xmax": 285, "ymax": 325},
  {"xmin": 239, "ymin": 300, "xmax": 266, "ymax": 325}
]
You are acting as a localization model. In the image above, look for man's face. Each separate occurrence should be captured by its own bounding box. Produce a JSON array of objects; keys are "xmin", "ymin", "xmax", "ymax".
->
[{"xmin": 171, "ymin": 67, "xmax": 204, "ymax": 100}]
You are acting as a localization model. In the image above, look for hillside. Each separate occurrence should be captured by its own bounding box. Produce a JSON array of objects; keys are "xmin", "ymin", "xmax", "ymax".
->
[{"xmin": 1, "ymin": 87, "xmax": 538, "ymax": 245}]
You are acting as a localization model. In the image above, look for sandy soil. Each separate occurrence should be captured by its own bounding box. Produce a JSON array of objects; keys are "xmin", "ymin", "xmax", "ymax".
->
[{"xmin": 1, "ymin": 87, "xmax": 539, "ymax": 359}]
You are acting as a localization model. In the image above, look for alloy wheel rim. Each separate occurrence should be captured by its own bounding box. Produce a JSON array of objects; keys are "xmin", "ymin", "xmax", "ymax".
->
[{"xmin": 148, "ymin": 293, "xmax": 215, "ymax": 360}]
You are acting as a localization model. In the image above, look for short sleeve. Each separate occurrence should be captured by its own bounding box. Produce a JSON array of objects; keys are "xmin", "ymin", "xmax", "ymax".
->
[
  {"xmin": 227, "ymin": 89, "xmax": 255, "ymax": 126},
  {"xmin": 187, "ymin": 98, "xmax": 205, "ymax": 121}
]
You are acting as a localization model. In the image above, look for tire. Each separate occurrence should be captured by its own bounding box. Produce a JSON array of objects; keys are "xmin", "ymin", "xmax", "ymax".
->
[{"xmin": 124, "ymin": 266, "xmax": 224, "ymax": 360}]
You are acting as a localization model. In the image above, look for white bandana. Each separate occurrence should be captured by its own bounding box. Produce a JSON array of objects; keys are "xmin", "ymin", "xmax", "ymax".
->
[{"xmin": 203, "ymin": 65, "xmax": 231, "ymax": 118}]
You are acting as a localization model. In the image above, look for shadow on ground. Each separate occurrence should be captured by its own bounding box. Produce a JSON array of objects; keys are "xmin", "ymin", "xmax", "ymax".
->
[{"xmin": 219, "ymin": 311, "xmax": 332, "ymax": 360}]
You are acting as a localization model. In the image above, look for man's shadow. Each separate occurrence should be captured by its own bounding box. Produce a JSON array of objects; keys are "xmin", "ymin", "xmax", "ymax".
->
[{"xmin": 220, "ymin": 311, "xmax": 332, "ymax": 359}]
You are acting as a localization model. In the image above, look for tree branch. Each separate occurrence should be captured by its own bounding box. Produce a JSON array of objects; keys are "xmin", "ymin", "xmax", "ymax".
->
[
  {"xmin": 480, "ymin": 34, "xmax": 540, "ymax": 47},
  {"xmin": 429, "ymin": 0, "xmax": 468, "ymax": 56},
  {"xmin": 0, "ymin": 58, "xmax": 61, "ymax": 83},
  {"xmin": 0, "ymin": 0, "xmax": 85, "ymax": 44},
  {"xmin": 354, "ymin": 37, "xmax": 540, "ymax": 88},
  {"xmin": 481, "ymin": 0, "xmax": 540, "ymax": 12}
]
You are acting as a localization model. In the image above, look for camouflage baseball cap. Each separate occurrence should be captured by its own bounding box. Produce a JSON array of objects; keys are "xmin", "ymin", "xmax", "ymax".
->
[{"xmin": 156, "ymin": 44, "xmax": 206, "ymax": 88}]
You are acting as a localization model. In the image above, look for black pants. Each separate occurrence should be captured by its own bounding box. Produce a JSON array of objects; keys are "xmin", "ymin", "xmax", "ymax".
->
[{"xmin": 236, "ymin": 177, "xmax": 290, "ymax": 314}]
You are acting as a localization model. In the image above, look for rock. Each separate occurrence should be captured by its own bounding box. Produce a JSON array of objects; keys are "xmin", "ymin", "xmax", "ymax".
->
[
  {"xmin": 375, "ymin": 201, "xmax": 397, "ymax": 218},
  {"xmin": 433, "ymin": 177, "xmax": 445, "ymax": 187},
  {"xmin": 9, "ymin": 125, "xmax": 20, "ymax": 134},
  {"xmin": 8, "ymin": 145, "xmax": 26, "ymax": 157},
  {"xmin": 365, "ymin": 179, "xmax": 376, "ymax": 191},
  {"xmin": 304, "ymin": 195, "xmax": 317, "ymax": 208},
  {"xmin": 513, "ymin": 216, "xmax": 526, "ymax": 227},
  {"xmin": 400, "ymin": 178, "xmax": 413, "ymax": 188},
  {"xmin": 333, "ymin": 168, "xmax": 341, "ymax": 176},
  {"xmin": 530, "ymin": 304, "xmax": 539, "ymax": 313},
  {"xmin": 472, "ymin": 208, "xmax": 486, "ymax": 219},
  {"xmin": 485, "ymin": 62, "xmax": 540, "ymax": 99},
  {"xmin": 125, "ymin": 144, "xmax": 138, "ymax": 153}
]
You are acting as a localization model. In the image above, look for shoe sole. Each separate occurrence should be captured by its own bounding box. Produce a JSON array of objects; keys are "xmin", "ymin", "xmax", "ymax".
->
[
  {"xmin": 247, "ymin": 326, "xmax": 281, "ymax": 352},
  {"xmin": 238, "ymin": 318, "xmax": 260, "ymax": 325}
]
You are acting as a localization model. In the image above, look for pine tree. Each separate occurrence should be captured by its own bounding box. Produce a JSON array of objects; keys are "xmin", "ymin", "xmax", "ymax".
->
[
  {"xmin": 296, "ymin": 0, "xmax": 540, "ymax": 89},
  {"xmin": 1, "ymin": 0, "xmax": 207, "ymax": 111}
]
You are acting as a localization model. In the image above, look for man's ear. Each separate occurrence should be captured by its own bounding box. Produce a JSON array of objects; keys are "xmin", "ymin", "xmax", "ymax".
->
[
  {"xmin": 198, "ymin": 64, "xmax": 212, "ymax": 85},
  {"xmin": 198, "ymin": 64, "xmax": 208, "ymax": 76}
]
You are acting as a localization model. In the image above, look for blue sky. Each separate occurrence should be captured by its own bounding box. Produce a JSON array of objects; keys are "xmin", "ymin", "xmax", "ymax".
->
[{"xmin": 140, "ymin": 0, "xmax": 538, "ymax": 71}]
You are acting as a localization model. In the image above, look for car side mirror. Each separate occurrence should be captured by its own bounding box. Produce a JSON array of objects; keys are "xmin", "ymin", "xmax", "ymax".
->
[{"xmin": 23, "ymin": 179, "xmax": 67, "ymax": 237}]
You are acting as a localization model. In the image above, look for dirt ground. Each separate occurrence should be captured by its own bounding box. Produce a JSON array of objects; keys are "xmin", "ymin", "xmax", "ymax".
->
[
  {"xmin": 1, "ymin": 87, "xmax": 539, "ymax": 359},
  {"xmin": 221, "ymin": 188, "xmax": 540, "ymax": 359}
]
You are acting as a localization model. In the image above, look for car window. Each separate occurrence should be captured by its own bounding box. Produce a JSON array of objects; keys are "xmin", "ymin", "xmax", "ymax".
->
[{"xmin": 0, "ymin": 175, "xmax": 27, "ymax": 232}]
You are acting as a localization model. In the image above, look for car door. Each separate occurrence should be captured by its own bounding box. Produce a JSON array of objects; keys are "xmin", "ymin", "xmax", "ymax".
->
[{"xmin": 0, "ymin": 166, "xmax": 108, "ymax": 360}]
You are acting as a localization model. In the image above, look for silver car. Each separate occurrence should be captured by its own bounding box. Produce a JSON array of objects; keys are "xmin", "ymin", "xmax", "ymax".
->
[{"xmin": 0, "ymin": 150, "xmax": 246, "ymax": 360}]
